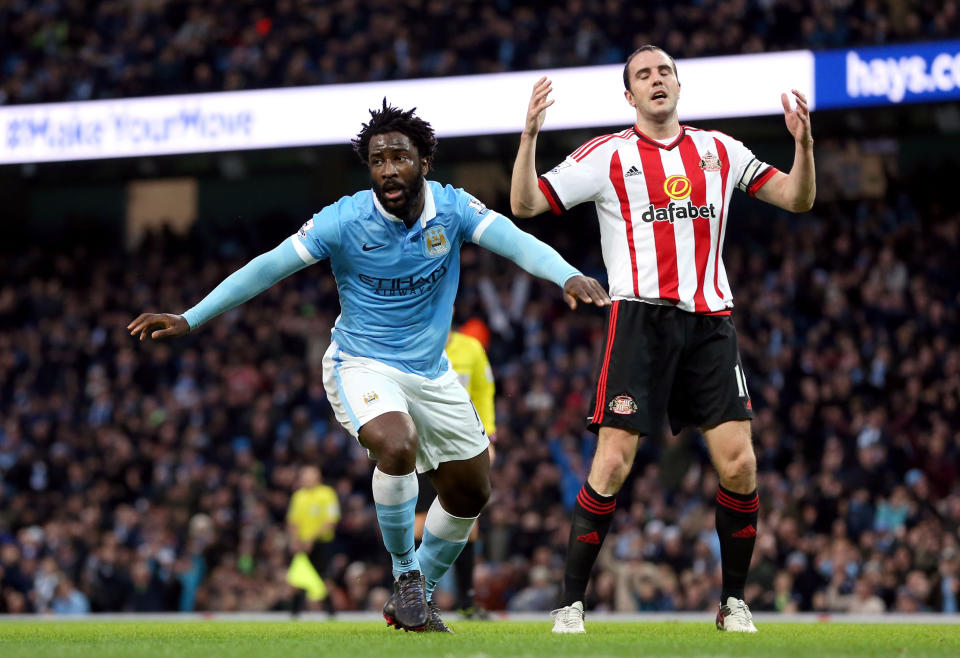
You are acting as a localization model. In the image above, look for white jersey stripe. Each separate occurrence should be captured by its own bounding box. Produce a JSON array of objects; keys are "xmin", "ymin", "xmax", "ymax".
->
[
  {"xmin": 659, "ymin": 146, "xmax": 698, "ymax": 309},
  {"xmin": 677, "ymin": 132, "xmax": 714, "ymax": 313},
  {"xmin": 711, "ymin": 136, "xmax": 734, "ymax": 304},
  {"xmin": 606, "ymin": 148, "xmax": 642, "ymax": 297},
  {"xmin": 696, "ymin": 133, "xmax": 725, "ymax": 311}
]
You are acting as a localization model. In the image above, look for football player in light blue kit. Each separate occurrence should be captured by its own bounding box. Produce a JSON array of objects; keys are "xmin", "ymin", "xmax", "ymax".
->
[{"xmin": 129, "ymin": 100, "xmax": 610, "ymax": 632}]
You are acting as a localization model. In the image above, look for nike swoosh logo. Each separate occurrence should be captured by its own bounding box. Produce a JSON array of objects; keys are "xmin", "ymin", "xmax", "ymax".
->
[{"xmin": 362, "ymin": 243, "xmax": 386, "ymax": 251}]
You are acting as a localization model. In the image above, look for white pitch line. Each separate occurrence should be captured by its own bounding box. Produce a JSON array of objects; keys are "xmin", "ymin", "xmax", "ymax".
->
[{"xmin": 1, "ymin": 612, "xmax": 958, "ymax": 625}]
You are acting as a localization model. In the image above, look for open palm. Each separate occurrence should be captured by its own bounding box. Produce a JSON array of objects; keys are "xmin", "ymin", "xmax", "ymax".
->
[
  {"xmin": 524, "ymin": 76, "xmax": 555, "ymax": 138},
  {"xmin": 782, "ymin": 89, "xmax": 812, "ymax": 146}
]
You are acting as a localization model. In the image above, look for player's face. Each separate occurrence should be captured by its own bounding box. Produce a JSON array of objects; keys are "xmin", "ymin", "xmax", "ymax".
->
[
  {"xmin": 624, "ymin": 49, "xmax": 680, "ymax": 122},
  {"xmin": 368, "ymin": 131, "xmax": 428, "ymax": 221}
]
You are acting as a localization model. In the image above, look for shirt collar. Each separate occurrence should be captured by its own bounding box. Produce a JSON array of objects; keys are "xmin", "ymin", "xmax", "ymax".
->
[
  {"xmin": 632, "ymin": 125, "xmax": 685, "ymax": 150},
  {"xmin": 371, "ymin": 181, "xmax": 436, "ymax": 229}
]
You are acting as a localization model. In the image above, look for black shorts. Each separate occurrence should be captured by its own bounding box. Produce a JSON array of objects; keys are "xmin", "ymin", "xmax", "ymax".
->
[{"xmin": 587, "ymin": 301, "xmax": 753, "ymax": 436}]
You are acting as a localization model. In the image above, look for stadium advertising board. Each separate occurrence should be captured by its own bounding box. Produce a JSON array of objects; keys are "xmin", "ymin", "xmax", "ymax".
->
[
  {"xmin": 0, "ymin": 51, "xmax": 812, "ymax": 165},
  {"xmin": 815, "ymin": 40, "xmax": 960, "ymax": 108}
]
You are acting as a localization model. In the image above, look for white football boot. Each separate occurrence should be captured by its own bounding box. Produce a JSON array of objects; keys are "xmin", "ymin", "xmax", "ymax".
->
[
  {"xmin": 551, "ymin": 600, "xmax": 586, "ymax": 634},
  {"xmin": 716, "ymin": 597, "xmax": 758, "ymax": 633}
]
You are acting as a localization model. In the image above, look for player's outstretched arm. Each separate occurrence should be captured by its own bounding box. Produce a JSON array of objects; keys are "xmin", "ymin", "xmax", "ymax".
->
[
  {"xmin": 473, "ymin": 214, "xmax": 610, "ymax": 309},
  {"xmin": 510, "ymin": 76, "xmax": 554, "ymax": 218},
  {"xmin": 755, "ymin": 89, "xmax": 816, "ymax": 213},
  {"xmin": 128, "ymin": 237, "xmax": 310, "ymax": 341}
]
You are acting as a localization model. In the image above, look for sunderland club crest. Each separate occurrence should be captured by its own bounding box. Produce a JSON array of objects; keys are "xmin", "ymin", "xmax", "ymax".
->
[
  {"xmin": 608, "ymin": 395, "xmax": 638, "ymax": 415},
  {"xmin": 699, "ymin": 151, "xmax": 722, "ymax": 172}
]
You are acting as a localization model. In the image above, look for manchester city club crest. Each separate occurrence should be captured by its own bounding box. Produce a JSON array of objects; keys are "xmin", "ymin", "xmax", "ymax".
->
[
  {"xmin": 423, "ymin": 225, "xmax": 449, "ymax": 257},
  {"xmin": 608, "ymin": 394, "xmax": 638, "ymax": 415}
]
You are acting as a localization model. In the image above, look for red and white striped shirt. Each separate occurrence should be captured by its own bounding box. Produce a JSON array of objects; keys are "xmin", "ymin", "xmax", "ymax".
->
[{"xmin": 539, "ymin": 125, "xmax": 778, "ymax": 314}]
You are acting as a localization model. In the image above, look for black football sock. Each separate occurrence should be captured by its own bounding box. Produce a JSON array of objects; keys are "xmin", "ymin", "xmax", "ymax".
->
[
  {"xmin": 561, "ymin": 481, "xmax": 616, "ymax": 606},
  {"xmin": 323, "ymin": 591, "xmax": 336, "ymax": 617},
  {"xmin": 715, "ymin": 485, "xmax": 759, "ymax": 604},
  {"xmin": 454, "ymin": 541, "xmax": 476, "ymax": 610},
  {"xmin": 291, "ymin": 590, "xmax": 306, "ymax": 616}
]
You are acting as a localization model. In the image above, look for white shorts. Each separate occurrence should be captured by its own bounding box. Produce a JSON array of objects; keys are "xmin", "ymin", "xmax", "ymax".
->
[{"xmin": 322, "ymin": 341, "xmax": 489, "ymax": 473}]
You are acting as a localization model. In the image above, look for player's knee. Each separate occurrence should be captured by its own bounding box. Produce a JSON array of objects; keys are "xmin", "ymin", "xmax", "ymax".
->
[
  {"xmin": 472, "ymin": 477, "xmax": 491, "ymax": 509},
  {"xmin": 457, "ymin": 479, "xmax": 491, "ymax": 517},
  {"xmin": 379, "ymin": 436, "xmax": 418, "ymax": 469},
  {"xmin": 365, "ymin": 426, "xmax": 418, "ymax": 472},
  {"xmin": 437, "ymin": 476, "xmax": 489, "ymax": 517},
  {"xmin": 594, "ymin": 452, "xmax": 631, "ymax": 490},
  {"xmin": 721, "ymin": 451, "xmax": 756, "ymax": 487}
]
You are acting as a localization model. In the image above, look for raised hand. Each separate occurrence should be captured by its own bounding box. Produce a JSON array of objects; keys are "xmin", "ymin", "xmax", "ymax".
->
[
  {"xmin": 127, "ymin": 313, "xmax": 190, "ymax": 341},
  {"xmin": 563, "ymin": 275, "xmax": 611, "ymax": 310},
  {"xmin": 781, "ymin": 89, "xmax": 812, "ymax": 147},
  {"xmin": 523, "ymin": 76, "xmax": 555, "ymax": 138}
]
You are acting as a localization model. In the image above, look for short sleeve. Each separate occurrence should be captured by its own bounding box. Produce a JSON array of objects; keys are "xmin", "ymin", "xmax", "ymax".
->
[
  {"xmin": 454, "ymin": 189, "xmax": 505, "ymax": 244},
  {"xmin": 327, "ymin": 496, "xmax": 341, "ymax": 523},
  {"xmin": 539, "ymin": 138, "xmax": 612, "ymax": 214},
  {"xmin": 291, "ymin": 203, "xmax": 341, "ymax": 264},
  {"xmin": 724, "ymin": 136, "xmax": 779, "ymax": 197}
]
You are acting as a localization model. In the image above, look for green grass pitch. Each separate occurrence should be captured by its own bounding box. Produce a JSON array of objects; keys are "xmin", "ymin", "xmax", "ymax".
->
[{"xmin": 0, "ymin": 620, "xmax": 958, "ymax": 657}]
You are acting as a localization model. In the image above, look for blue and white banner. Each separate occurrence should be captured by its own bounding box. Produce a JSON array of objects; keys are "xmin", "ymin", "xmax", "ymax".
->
[
  {"xmin": 815, "ymin": 40, "xmax": 960, "ymax": 108},
  {"xmin": 7, "ymin": 40, "xmax": 959, "ymax": 166},
  {"xmin": 0, "ymin": 51, "xmax": 812, "ymax": 165}
]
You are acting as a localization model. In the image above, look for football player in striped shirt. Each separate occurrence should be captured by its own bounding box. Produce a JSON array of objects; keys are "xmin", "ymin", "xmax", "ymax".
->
[
  {"xmin": 510, "ymin": 45, "xmax": 815, "ymax": 634},
  {"xmin": 130, "ymin": 100, "xmax": 609, "ymax": 633}
]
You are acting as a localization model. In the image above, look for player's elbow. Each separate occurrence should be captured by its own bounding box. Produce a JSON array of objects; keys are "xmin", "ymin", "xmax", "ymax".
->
[
  {"xmin": 790, "ymin": 192, "xmax": 815, "ymax": 213},
  {"xmin": 511, "ymin": 199, "xmax": 535, "ymax": 218}
]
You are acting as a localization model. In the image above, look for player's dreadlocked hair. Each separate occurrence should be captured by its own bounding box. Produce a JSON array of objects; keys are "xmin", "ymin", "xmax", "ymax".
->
[{"xmin": 352, "ymin": 98, "xmax": 438, "ymax": 165}]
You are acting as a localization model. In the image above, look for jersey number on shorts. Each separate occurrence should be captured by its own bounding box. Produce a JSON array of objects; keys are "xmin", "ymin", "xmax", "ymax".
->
[{"xmin": 734, "ymin": 364, "xmax": 750, "ymax": 399}]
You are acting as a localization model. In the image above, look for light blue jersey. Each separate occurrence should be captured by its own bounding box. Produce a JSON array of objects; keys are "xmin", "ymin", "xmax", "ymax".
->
[
  {"xmin": 181, "ymin": 181, "xmax": 581, "ymax": 379},
  {"xmin": 293, "ymin": 182, "xmax": 504, "ymax": 378}
]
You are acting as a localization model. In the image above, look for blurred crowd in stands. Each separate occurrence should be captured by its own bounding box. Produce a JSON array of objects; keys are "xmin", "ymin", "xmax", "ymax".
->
[
  {"xmin": 2, "ymin": 0, "xmax": 960, "ymax": 105},
  {"xmin": 1, "ymin": 151, "xmax": 958, "ymax": 615}
]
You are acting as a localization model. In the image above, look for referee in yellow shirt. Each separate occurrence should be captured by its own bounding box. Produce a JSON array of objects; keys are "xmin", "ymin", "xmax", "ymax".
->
[
  {"xmin": 287, "ymin": 465, "xmax": 340, "ymax": 617},
  {"xmin": 415, "ymin": 326, "xmax": 496, "ymax": 617}
]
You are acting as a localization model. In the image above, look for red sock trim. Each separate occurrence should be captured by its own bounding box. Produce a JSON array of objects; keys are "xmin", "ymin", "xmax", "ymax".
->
[
  {"xmin": 577, "ymin": 485, "xmax": 616, "ymax": 515},
  {"xmin": 716, "ymin": 488, "xmax": 759, "ymax": 513}
]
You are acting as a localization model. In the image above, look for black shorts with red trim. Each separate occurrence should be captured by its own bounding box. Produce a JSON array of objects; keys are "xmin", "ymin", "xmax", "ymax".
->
[{"xmin": 587, "ymin": 300, "xmax": 753, "ymax": 436}]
